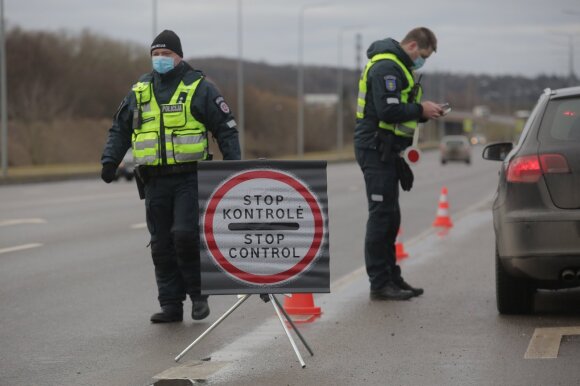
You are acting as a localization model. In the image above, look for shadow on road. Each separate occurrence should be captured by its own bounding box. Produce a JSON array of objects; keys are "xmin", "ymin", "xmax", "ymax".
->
[{"xmin": 534, "ymin": 288, "xmax": 580, "ymax": 315}]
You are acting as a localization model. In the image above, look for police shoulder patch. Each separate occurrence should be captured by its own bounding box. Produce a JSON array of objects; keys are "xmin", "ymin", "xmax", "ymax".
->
[
  {"xmin": 215, "ymin": 96, "xmax": 230, "ymax": 114},
  {"xmin": 384, "ymin": 75, "xmax": 397, "ymax": 92}
]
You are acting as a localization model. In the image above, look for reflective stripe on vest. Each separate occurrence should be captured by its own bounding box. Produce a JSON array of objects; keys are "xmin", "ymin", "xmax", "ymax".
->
[
  {"xmin": 356, "ymin": 53, "xmax": 422, "ymax": 138},
  {"xmin": 131, "ymin": 78, "xmax": 208, "ymax": 166}
]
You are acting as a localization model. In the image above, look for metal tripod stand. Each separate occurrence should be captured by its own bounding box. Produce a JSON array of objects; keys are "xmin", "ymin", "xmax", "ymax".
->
[{"xmin": 174, "ymin": 294, "xmax": 314, "ymax": 368}]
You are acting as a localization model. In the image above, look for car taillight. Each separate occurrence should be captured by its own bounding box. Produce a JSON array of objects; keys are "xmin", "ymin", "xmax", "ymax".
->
[
  {"xmin": 507, "ymin": 154, "xmax": 570, "ymax": 183},
  {"xmin": 540, "ymin": 154, "xmax": 570, "ymax": 174}
]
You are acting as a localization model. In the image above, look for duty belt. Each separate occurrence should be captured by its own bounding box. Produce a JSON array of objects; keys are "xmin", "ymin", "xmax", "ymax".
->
[{"xmin": 137, "ymin": 163, "xmax": 198, "ymax": 179}]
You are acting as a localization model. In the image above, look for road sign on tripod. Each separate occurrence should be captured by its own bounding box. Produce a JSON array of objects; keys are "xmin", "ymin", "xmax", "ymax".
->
[{"xmin": 198, "ymin": 160, "xmax": 330, "ymax": 294}]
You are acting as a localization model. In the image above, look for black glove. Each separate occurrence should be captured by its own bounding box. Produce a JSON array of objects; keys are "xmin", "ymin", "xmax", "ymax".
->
[
  {"xmin": 395, "ymin": 157, "xmax": 414, "ymax": 192},
  {"xmin": 101, "ymin": 163, "xmax": 117, "ymax": 183}
]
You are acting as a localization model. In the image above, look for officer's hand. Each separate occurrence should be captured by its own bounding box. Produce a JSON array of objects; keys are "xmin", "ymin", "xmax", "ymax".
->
[
  {"xmin": 421, "ymin": 101, "xmax": 444, "ymax": 120},
  {"xmin": 101, "ymin": 163, "xmax": 117, "ymax": 183}
]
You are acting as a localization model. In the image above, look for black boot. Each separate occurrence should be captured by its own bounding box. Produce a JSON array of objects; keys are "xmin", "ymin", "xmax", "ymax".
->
[
  {"xmin": 370, "ymin": 282, "xmax": 414, "ymax": 301},
  {"xmin": 192, "ymin": 298, "xmax": 210, "ymax": 320},
  {"xmin": 150, "ymin": 306, "xmax": 183, "ymax": 323},
  {"xmin": 395, "ymin": 278, "xmax": 424, "ymax": 297}
]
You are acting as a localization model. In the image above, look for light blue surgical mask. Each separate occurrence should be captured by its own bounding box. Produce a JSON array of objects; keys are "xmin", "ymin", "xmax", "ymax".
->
[
  {"xmin": 152, "ymin": 56, "xmax": 175, "ymax": 74},
  {"xmin": 413, "ymin": 56, "xmax": 425, "ymax": 70}
]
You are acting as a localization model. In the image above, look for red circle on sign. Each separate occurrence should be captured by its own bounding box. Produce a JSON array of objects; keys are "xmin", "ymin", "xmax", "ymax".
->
[
  {"xmin": 203, "ymin": 170, "xmax": 324, "ymax": 284},
  {"xmin": 407, "ymin": 149, "xmax": 420, "ymax": 163}
]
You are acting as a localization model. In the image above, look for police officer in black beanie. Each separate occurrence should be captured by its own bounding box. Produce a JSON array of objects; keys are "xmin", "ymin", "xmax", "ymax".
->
[{"xmin": 101, "ymin": 29, "xmax": 241, "ymax": 323}]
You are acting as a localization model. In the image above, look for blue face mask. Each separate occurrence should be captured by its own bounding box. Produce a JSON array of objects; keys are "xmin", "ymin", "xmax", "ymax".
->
[
  {"xmin": 152, "ymin": 56, "xmax": 175, "ymax": 74},
  {"xmin": 413, "ymin": 56, "xmax": 425, "ymax": 70}
]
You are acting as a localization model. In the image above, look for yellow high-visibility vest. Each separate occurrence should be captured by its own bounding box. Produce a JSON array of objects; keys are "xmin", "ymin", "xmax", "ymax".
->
[
  {"xmin": 356, "ymin": 53, "xmax": 422, "ymax": 138},
  {"xmin": 131, "ymin": 78, "xmax": 208, "ymax": 166}
]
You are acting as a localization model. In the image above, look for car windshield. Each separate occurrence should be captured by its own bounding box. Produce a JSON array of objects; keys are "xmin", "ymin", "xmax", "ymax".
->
[{"xmin": 538, "ymin": 96, "xmax": 580, "ymax": 143}]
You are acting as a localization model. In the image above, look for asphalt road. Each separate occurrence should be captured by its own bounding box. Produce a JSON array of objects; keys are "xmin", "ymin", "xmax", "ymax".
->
[{"xmin": 2, "ymin": 148, "xmax": 580, "ymax": 385}]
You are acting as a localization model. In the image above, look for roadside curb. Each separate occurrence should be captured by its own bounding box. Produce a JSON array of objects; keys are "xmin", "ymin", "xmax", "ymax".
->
[{"xmin": 0, "ymin": 164, "xmax": 101, "ymax": 185}]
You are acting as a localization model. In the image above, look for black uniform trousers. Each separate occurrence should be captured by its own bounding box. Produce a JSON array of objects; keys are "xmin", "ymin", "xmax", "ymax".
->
[
  {"xmin": 355, "ymin": 147, "xmax": 402, "ymax": 291},
  {"xmin": 144, "ymin": 172, "xmax": 207, "ymax": 309}
]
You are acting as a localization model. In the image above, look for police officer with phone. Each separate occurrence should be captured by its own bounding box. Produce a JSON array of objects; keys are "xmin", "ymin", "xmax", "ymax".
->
[
  {"xmin": 101, "ymin": 30, "xmax": 241, "ymax": 323},
  {"xmin": 354, "ymin": 27, "xmax": 442, "ymax": 301}
]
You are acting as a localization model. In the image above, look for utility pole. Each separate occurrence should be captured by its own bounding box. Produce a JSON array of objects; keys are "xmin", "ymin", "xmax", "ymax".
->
[
  {"xmin": 437, "ymin": 71, "xmax": 445, "ymax": 138},
  {"xmin": 0, "ymin": 0, "xmax": 7, "ymax": 178},
  {"xmin": 560, "ymin": 9, "xmax": 580, "ymax": 82},
  {"xmin": 297, "ymin": 3, "xmax": 328, "ymax": 157},
  {"xmin": 567, "ymin": 35, "xmax": 575, "ymax": 82},
  {"xmin": 152, "ymin": 0, "xmax": 157, "ymax": 40},
  {"xmin": 355, "ymin": 33, "xmax": 362, "ymax": 72},
  {"xmin": 337, "ymin": 26, "xmax": 362, "ymax": 153},
  {"xmin": 551, "ymin": 32, "xmax": 577, "ymax": 85},
  {"xmin": 237, "ymin": 0, "xmax": 245, "ymax": 159}
]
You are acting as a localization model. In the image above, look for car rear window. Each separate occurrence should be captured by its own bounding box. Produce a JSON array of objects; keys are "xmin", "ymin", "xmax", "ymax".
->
[
  {"xmin": 443, "ymin": 137, "xmax": 468, "ymax": 146},
  {"xmin": 538, "ymin": 96, "xmax": 580, "ymax": 143}
]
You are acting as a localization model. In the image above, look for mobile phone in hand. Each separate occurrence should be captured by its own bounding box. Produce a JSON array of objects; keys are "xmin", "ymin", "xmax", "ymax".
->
[{"xmin": 440, "ymin": 103, "xmax": 451, "ymax": 116}]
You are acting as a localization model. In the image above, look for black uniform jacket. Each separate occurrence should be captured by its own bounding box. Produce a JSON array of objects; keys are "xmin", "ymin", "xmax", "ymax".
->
[
  {"xmin": 353, "ymin": 38, "xmax": 424, "ymax": 150},
  {"xmin": 101, "ymin": 61, "xmax": 241, "ymax": 166}
]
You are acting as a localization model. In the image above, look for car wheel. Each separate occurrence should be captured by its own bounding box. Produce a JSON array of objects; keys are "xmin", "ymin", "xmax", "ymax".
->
[
  {"xmin": 441, "ymin": 159, "xmax": 447, "ymax": 165},
  {"xmin": 496, "ymin": 247, "xmax": 534, "ymax": 314},
  {"xmin": 466, "ymin": 158, "xmax": 471, "ymax": 165}
]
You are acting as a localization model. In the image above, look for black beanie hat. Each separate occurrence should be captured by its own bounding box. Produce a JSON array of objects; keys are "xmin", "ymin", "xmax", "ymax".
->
[{"xmin": 151, "ymin": 30, "xmax": 183, "ymax": 58}]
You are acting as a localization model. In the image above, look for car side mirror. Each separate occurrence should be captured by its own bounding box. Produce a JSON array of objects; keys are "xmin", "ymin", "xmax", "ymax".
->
[{"xmin": 482, "ymin": 142, "xmax": 513, "ymax": 161}]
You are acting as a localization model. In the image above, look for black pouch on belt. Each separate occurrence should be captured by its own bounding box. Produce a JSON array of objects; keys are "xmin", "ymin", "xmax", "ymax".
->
[
  {"xmin": 375, "ymin": 130, "xmax": 394, "ymax": 162},
  {"xmin": 134, "ymin": 166, "xmax": 147, "ymax": 200}
]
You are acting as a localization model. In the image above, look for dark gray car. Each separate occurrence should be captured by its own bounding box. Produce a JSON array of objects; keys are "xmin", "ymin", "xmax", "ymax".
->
[{"xmin": 483, "ymin": 86, "xmax": 580, "ymax": 314}]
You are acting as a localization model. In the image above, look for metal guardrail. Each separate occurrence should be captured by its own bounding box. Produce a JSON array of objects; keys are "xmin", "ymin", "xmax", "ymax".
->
[{"xmin": 0, "ymin": 142, "xmax": 442, "ymax": 185}]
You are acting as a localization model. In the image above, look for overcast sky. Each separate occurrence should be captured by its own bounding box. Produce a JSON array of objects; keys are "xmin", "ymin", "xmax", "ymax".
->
[{"xmin": 4, "ymin": 0, "xmax": 580, "ymax": 77}]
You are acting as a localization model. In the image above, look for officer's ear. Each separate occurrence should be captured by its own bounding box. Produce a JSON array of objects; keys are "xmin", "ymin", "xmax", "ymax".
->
[
  {"xmin": 410, "ymin": 41, "xmax": 422, "ymax": 55},
  {"xmin": 402, "ymin": 40, "xmax": 419, "ymax": 58}
]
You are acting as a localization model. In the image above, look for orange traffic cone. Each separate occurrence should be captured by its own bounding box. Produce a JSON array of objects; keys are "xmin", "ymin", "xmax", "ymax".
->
[
  {"xmin": 283, "ymin": 294, "xmax": 322, "ymax": 324},
  {"xmin": 395, "ymin": 229, "xmax": 409, "ymax": 261},
  {"xmin": 432, "ymin": 186, "xmax": 453, "ymax": 228}
]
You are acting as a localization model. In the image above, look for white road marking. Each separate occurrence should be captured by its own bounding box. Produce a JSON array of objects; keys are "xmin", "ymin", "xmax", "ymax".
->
[
  {"xmin": 130, "ymin": 222, "xmax": 147, "ymax": 229},
  {"xmin": 3, "ymin": 191, "xmax": 135, "ymax": 211},
  {"xmin": 525, "ymin": 326, "xmax": 580, "ymax": 359},
  {"xmin": 0, "ymin": 243, "xmax": 43, "ymax": 255},
  {"xmin": 0, "ymin": 218, "xmax": 47, "ymax": 227},
  {"xmin": 153, "ymin": 360, "xmax": 228, "ymax": 381}
]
